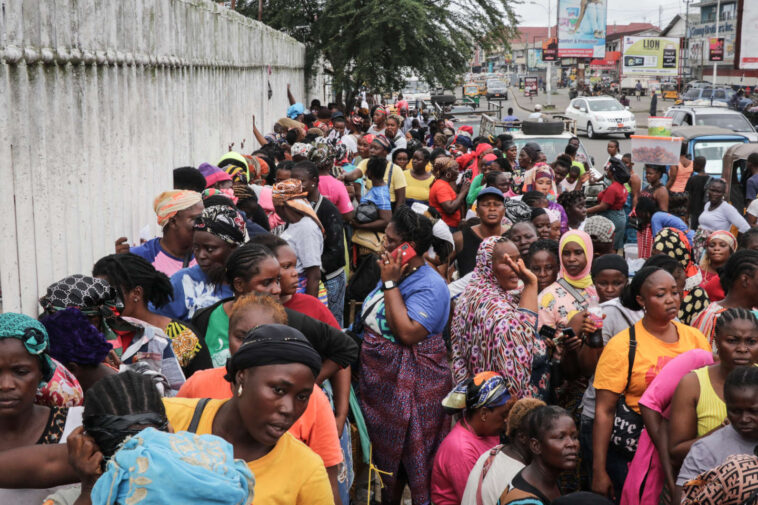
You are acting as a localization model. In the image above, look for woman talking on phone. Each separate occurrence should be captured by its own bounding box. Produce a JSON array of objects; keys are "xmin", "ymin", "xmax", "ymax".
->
[{"xmin": 358, "ymin": 206, "xmax": 453, "ymax": 505}]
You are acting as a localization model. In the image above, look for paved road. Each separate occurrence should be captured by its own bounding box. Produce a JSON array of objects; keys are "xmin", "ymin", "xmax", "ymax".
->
[{"xmin": 465, "ymin": 88, "xmax": 669, "ymax": 175}]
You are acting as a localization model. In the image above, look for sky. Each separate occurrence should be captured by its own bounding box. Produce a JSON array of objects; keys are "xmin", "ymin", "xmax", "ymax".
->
[{"xmin": 514, "ymin": 0, "xmax": 688, "ymax": 29}]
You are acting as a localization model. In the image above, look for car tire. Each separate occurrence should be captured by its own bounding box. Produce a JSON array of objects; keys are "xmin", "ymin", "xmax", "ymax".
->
[
  {"xmin": 587, "ymin": 122, "xmax": 595, "ymax": 139},
  {"xmin": 522, "ymin": 120, "xmax": 564, "ymax": 135}
]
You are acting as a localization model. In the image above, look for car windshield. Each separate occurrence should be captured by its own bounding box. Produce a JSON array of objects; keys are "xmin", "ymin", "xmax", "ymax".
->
[
  {"xmin": 513, "ymin": 138, "xmax": 592, "ymax": 168},
  {"xmin": 693, "ymin": 140, "xmax": 747, "ymax": 175},
  {"xmin": 696, "ymin": 114, "xmax": 754, "ymax": 132},
  {"xmin": 488, "ymin": 80, "xmax": 506, "ymax": 87},
  {"xmin": 683, "ymin": 89, "xmax": 701, "ymax": 100},
  {"xmin": 588, "ymin": 100, "xmax": 624, "ymax": 112}
]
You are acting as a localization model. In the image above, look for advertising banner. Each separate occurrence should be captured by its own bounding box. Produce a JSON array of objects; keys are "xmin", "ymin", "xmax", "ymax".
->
[
  {"xmin": 524, "ymin": 77, "xmax": 539, "ymax": 96},
  {"xmin": 621, "ymin": 36, "xmax": 680, "ymax": 76},
  {"xmin": 542, "ymin": 38, "xmax": 558, "ymax": 61},
  {"xmin": 709, "ymin": 37, "xmax": 724, "ymax": 61},
  {"xmin": 527, "ymin": 49, "xmax": 547, "ymax": 69},
  {"xmin": 736, "ymin": 0, "xmax": 758, "ymax": 69},
  {"xmin": 557, "ymin": 0, "xmax": 607, "ymax": 58}
]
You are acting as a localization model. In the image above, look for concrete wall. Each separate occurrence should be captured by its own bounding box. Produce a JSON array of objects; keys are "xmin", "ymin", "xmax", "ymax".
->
[{"xmin": 0, "ymin": 0, "xmax": 305, "ymax": 314}]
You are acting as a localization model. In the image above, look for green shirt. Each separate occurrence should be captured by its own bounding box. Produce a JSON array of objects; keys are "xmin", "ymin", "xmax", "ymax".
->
[
  {"xmin": 572, "ymin": 160, "xmax": 586, "ymax": 176},
  {"xmin": 466, "ymin": 174, "xmax": 485, "ymax": 207},
  {"xmin": 206, "ymin": 305, "xmax": 230, "ymax": 368}
]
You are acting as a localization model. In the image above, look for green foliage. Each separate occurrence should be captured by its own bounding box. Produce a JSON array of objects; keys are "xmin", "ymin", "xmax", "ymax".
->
[{"xmin": 237, "ymin": 0, "xmax": 517, "ymax": 104}]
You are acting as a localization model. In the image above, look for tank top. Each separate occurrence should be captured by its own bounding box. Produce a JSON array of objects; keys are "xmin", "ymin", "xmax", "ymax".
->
[
  {"xmin": 457, "ymin": 227, "xmax": 483, "ymax": 277},
  {"xmin": 694, "ymin": 366, "xmax": 727, "ymax": 437}
]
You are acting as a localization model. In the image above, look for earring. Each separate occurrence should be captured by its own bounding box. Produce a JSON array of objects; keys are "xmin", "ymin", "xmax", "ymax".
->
[
  {"xmin": 237, "ymin": 385, "xmax": 243, "ymax": 397},
  {"xmin": 133, "ymin": 297, "xmax": 139, "ymax": 303}
]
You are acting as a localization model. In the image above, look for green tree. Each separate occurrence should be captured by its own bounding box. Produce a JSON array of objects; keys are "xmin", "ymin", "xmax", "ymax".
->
[{"xmin": 238, "ymin": 0, "xmax": 517, "ymax": 107}]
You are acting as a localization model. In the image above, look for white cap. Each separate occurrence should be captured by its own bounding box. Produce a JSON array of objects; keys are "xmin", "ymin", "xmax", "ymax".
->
[{"xmin": 534, "ymin": 104, "xmax": 542, "ymax": 111}]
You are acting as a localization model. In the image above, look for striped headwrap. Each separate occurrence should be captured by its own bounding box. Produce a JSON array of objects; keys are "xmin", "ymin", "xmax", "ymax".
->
[
  {"xmin": 442, "ymin": 371, "xmax": 511, "ymax": 414},
  {"xmin": 193, "ymin": 205, "xmax": 246, "ymax": 246},
  {"xmin": 153, "ymin": 190, "xmax": 202, "ymax": 227},
  {"xmin": 272, "ymin": 179, "xmax": 324, "ymax": 234}
]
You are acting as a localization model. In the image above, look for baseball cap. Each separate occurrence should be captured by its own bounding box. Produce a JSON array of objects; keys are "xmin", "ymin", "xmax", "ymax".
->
[{"xmin": 476, "ymin": 187, "xmax": 505, "ymax": 201}]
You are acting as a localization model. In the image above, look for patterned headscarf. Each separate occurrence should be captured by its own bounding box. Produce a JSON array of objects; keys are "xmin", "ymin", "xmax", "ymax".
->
[
  {"xmin": 442, "ymin": 371, "xmax": 512, "ymax": 414},
  {"xmin": 0, "ymin": 313, "xmax": 55, "ymax": 386},
  {"xmin": 700, "ymin": 230, "xmax": 737, "ymax": 271},
  {"xmin": 272, "ymin": 179, "xmax": 324, "ymax": 234},
  {"xmin": 153, "ymin": 190, "xmax": 202, "ymax": 227},
  {"xmin": 450, "ymin": 237, "xmax": 544, "ymax": 399},
  {"xmin": 308, "ymin": 139, "xmax": 336, "ymax": 171},
  {"xmin": 290, "ymin": 142, "xmax": 313, "ymax": 159},
  {"xmin": 371, "ymin": 135, "xmax": 392, "ymax": 153},
  {"xmin": 91, "ymin": 428, "xmax": 254, "ymax": 505},
  {"xmin": 202, "ymin": 187, "xmax": 238, "ymax": 205},
  {"xmin": 584, "ymin": 215, "xmax": 615, "ymax": 244},
  {"xmin": 654, "ymin": 227, "xmax": 702, "ymax": 288},
  {"xmin": 682, "ymin": 454, "xmax": 758, "ymax": 505},
  {"xmin": 560, "ymin": 230, "xmax": 594, "ymax": 289},
  {"xmin": 40, "ymin": 275, "xmax": 120, "ymax": 315},
  {"xmin": 217, "ymin": 151, "xmax": 250, "ymax": 182},
  {"xmin": 504, "ymin": 198, "xmax": 533, "ymax": 223},
  {"xmin": 193, "ymin": 205, "xmax": 246, "ymax": 246},
  {"xmin": 523, "ymin": 162, "xmax": 558, "ymax": 199}
]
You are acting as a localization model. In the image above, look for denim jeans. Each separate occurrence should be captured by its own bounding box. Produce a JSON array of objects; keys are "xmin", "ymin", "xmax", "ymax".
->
[
  {"xmin": 580, "ymin": 415, "xmax": 629, "ymax": 504},
  {"xmin": 325, "ymin": 270, "xmax": 346, "ymax": 328}
]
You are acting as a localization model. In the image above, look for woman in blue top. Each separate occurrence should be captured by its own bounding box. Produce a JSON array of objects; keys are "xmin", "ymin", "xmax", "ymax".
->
[
  {"xmin": 155, "ymin": 204, "xmax": 245, "ymax": 322},
  {"xmin": 358, "ymin": 206, "xmax": 452, "ymax": 505},
  {"xmin": 351, "ymin": 157, "xmax": 393, "ymax": 233}
]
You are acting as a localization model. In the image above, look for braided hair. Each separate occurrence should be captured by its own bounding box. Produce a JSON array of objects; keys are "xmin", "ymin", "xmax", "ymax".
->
[
  {"xmin": 224, "ymin": 243, "xmax": 277, "ymax": 287},
  {"xmin": 292, "ymin": 160, "xmax": 319, "ymax": 182},
  {"xmin": 84, "ymin": 370, "xmax": 165, "ymax": 418},
  {"xmin": 391, "ymin": 205, "xmax": 434, "ymax": 255},
  {"xmin": 724, "ymin": 366, "xmax": 758, "ymax": 401},
  {"xmin": 557, "ymin": 190, "xmax": 585, "ymax": 211},
  {"xmin": 484, "ymin": 170, "xmax": 505, "ymax": 188},
  {"xmin": 92, "ymin": 253, "xmax": 173, "ymax": 308},
  {"xmin": 715, "ymin": 307, "xmax": 758, "ymax": 339},
  {"xmin": 719, "ymin": 249, "xmax": 758, "ymax": 295}
]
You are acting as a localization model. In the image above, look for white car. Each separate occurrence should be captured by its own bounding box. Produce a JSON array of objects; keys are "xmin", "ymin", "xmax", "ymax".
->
[{"xmin": 565, "ymin": 96, "xmax": 636, "ymax": 139}]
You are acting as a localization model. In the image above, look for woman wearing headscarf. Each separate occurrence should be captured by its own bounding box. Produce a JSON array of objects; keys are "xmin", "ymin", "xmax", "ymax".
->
[
  {"xmin": 367, "ymin": 105, "xmax": 387, "ymax": 135},
  {"xmin": 431, "ymin": 372, "xmax": 513, "ymax": 505},
  {"xmin": 451, "ymin": 237, "xmax": 545, "ymax": 399},
  {"xmin": 154, "ymin": 204, "xmax": 245, "ymax": 322},
  {"xmin": 538, "ymin": 230, "xmax": 598, "ymax": 330},
  {"xmin": 123, "ymin": 190, "xmax": 204, "ymax": 277},
  {"xmin": 162, "ymin": 324, "xmax": 334, "ymax": 504},
  {"xmin": 516, "ymin": 142, "xmax": 542, "ymax": 195},
  {"xmin": 699, "ymin": 230, "xmax": 737, "ymax": 290},
  {"xmin": 522, "ymin": 162, "xmax": 558, "ymax": 200},
  {"xmin": 693, "ymin": 178, "xmax": 749, "ymax": 261},
  {"xmin": 652, "ymin": 227, "xmax": 710, "ymax": 325},
  {"xmin": 587, "ymin": 158, "xmax": 629, "ymax": 254},
  {"xmin": 0, "ymin": 313, "xmax": 83, "ymax": 505},
  {"xmin": 272, "ymin": 178, "xmax": 327, "ymax": 302}
]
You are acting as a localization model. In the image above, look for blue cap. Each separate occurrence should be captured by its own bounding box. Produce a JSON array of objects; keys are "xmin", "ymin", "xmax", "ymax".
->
[
  {"xmin": 287, "ymin": 103, "xmax": 305, "ymax": 119},
  {"xmin": 476, "ymin": 187, "xmax": 505, "ymax": 201}
]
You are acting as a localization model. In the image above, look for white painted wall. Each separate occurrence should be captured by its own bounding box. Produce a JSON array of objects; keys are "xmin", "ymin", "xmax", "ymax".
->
[{"xmin": 0, "ymin": 0, "xmax": 305, "ymax": 315}]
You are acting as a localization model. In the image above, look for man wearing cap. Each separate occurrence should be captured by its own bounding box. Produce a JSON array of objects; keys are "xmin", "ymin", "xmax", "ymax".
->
[
  {"xmin": 452, "ymin": 187, "xmax": 507, "ymax": 277},
  {"xmin": 340, "ymin": 135, "xmax": 407, "ymax": 208},
  {"xmin": 528, "ymin": 104, "xmax": 544, "ymax": 120},
  {"xmin": 583, "ymin": 215, "xmax": 615, "ymax": 258}
]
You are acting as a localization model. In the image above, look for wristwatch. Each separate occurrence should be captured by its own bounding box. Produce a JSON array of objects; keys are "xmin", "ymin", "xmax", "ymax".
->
[{"xmin": 381, "ymin": 280, "xmax": 397, "ymax": 291}]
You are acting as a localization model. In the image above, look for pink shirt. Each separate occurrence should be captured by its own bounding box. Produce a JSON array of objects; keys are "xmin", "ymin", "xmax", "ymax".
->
[
  {"xmin": 318, "ymin": 175, "xmax": 354, "ymax": 214},
  {"xmin": 431, "ymin": 422, "xmax": 500, "ymax": 505}
]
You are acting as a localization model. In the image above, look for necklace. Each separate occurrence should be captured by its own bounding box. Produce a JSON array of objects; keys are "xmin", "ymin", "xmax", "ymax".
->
[{"xmin": 401, "ymin": 264, "xmax": 422, "ymax": 281}]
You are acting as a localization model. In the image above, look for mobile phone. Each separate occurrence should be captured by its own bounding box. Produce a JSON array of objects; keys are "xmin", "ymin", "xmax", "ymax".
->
[
  {"xmin": 538, "ymin": 325, "xmax": 556, "ymax": 340},
  {"xmin": 391, "ymin": 242, "xmax": 417, "ymax": 266},
  {"xmin": 560, "ymin": 328, "xmax": 576, "ymax": 339}
]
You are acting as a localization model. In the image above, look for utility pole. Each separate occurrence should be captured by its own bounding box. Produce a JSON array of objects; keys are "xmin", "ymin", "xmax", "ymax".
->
[
  {"xmin": 659, "ymin": 5, "xmax": 662, "ymax": 30},
  {"xmin": 684, "ymin": 0, "xmax": 690, "ymax": 80},
  {"xmin": 713, "ymin": 0, "xmax": 720, "ymax": 86}
]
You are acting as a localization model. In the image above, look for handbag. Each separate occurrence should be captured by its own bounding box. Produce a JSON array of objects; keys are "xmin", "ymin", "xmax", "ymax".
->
[
  {"xmin": 609, "ymin": 323, "xmax": 643, "ymax": 459},
  {"xmin": 355, "ymin": 200, "xmax": 379, "ymax": 223}
]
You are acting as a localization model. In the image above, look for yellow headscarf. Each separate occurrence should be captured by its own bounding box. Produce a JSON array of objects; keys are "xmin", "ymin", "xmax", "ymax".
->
[{"xmin": 559, "ymin": 230, "xmax": 594, "ymax": 289}]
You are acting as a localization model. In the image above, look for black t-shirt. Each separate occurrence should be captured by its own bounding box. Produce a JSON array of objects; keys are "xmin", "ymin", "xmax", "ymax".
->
[
  {"xmin": 314, "ymin": 195, "xmax": 347, "ymax": 275},
  {"xmin": 685, "ymin": 173, "xmax": 711, "ymax": 228},
  {"xmin": 457, "ymin": 226, "xmax": 482, "ymax": 277}
]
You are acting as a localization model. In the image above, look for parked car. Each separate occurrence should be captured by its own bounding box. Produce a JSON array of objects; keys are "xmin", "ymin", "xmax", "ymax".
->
[
  {"xmin": 564, "ymin": 96, "xmax": 636, "ymax": 139},
  {"xmin": 486, "ymin": 79, "xmax": 508, "ymax": 100},
  {"xmin": 723, "ymin": 143, "xmax": 758, "ymax": 211},
  {"xmin": 672, "ymin": 126, "xmax": 749, "ymax": 176},
  {"xmin": 677, "ymin": 86, "xmax": 735, "ymax": 105},
  {"xmin": 664, "ymin": 106, "xmax": 758, "ymax": 142}
]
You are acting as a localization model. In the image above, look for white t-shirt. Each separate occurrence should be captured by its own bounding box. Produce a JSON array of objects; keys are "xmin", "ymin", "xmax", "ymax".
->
[
  {"xmin": 0, "ymin": 406, "xmax": 83, "ymax": 505},
  {"xmin": 699, "ymin": 201, "xmax": 750, "ymax": 233},
  {"xmin": 279, "ymin": 218, "xmax": 324, "ymax": 274},
  {"xmin": 460, "ymin": 448, "xmax": 525, "ymax": 505}
]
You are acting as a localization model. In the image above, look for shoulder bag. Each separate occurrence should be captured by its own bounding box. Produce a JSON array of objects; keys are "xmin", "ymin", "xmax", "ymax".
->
[{"xmin": 609, "ymin": 323, "xmax": 643, "ymax": 459}]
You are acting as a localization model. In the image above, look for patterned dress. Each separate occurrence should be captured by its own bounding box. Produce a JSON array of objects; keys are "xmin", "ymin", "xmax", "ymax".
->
[
  {"xmin": 538, "ymin": 281, "xmax": 598, "ymax": 330},
  {"xmin": 450, "ymin": 237, "xmax": 546, "ymax": 400}
]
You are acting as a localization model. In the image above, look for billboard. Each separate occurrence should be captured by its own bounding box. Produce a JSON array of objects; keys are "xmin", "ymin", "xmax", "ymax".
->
[
  {"xmin": 557, "ymin": 0, "xmax": 607, "ymax": 58},
  {"xmin": 736, "ymin": 0, "xmax": 758, "ymax": 69},
  {"xmin": 527, "ymin": 48, "xmax": 547, "ymax": 69},
  {"xmin": 709, "ymin": 37, "xmax": 724, "ymax": 61},
  {"xmin": 542, "ymin": 38, "xmax": 558, "ymax": 61},
  {"xmin": 621, "ymin": 36, "xmax": 680, "ymax": 76}
]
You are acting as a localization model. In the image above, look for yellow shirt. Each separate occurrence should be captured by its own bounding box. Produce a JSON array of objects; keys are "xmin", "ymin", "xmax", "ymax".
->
[
  {"xmin": 163, "ymin": 398, "xmax": 334, "ymax": 505},
  {"xmin": 594, "ymin": 321, "xmax": 710, "ymax": 414},
  {"xmin": 403, "ymin": 170, "xmax": 434, "ymax": 202},
  {"xmin": 357, "ymin": 159, "xmax": 407, "ymax": 202}
]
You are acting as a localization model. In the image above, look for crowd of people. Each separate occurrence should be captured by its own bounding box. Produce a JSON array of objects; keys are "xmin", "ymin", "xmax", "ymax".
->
[{"xmin": 2, "ymin": 90, "xmax": 758, "ymax": 505}]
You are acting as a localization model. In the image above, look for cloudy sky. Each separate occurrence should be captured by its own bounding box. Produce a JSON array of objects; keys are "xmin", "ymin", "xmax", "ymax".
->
[{"xmin": 514, "ymin": 0, "xmax": 689, "ymax": 28}]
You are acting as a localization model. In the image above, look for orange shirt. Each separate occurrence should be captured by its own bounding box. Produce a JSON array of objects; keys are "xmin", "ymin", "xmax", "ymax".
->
[
  {"xmin": 177, "ymin": 367, "xmax": 343, "ymax": 467},
  {"xmin": 430, "ymin": 179, "xmax": 461, "ymax": 228}
]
